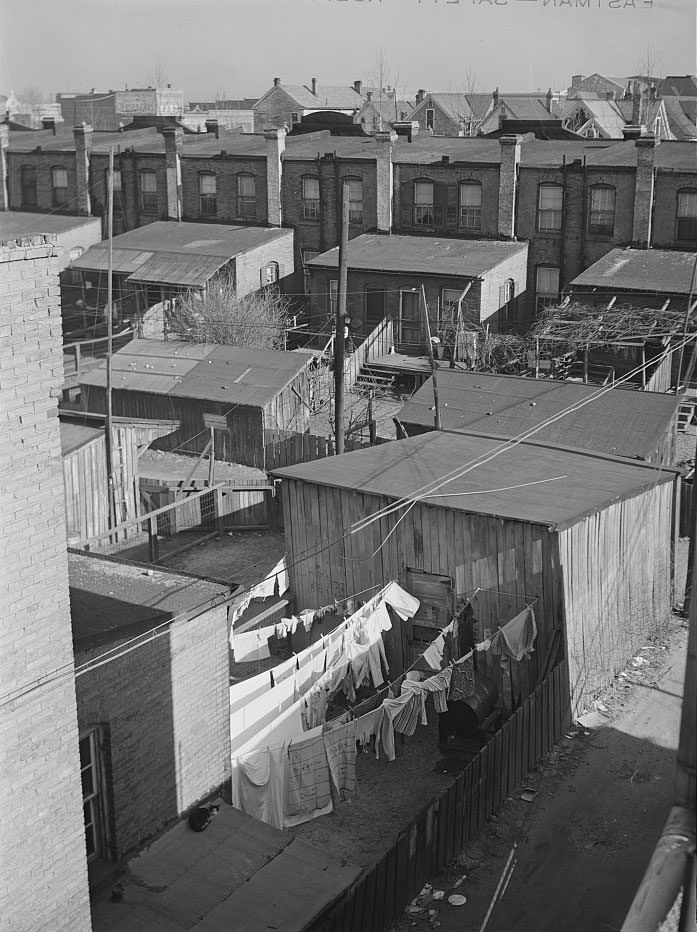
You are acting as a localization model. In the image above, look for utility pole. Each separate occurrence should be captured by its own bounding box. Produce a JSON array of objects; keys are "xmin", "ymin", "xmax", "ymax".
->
[
  {"xmin": 334, "ymin": 181, "xmax": 350, "ymax": 455},
  {"xmin": 421, "ymin": 285, "xmax": 442, "ymax": 430},
  {"xmin": 105, "ymin": 147, "xmax": 116, "ymax": 535}
]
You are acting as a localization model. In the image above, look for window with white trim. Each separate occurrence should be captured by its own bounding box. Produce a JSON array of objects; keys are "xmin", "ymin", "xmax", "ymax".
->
[
  {"xmin": 21, "ymin": 165, "xmax": 37, "ymax": 208},
  {"xmin": 199, "ymin": 173, "xmax": 217, "ymax": 216},
  {"xmin": 588, "ymin": 185, "xmax": 615, "ymax": 237},
  {"xmin": 414, "ymin": 180, "xmax": 434, "ymax": 226},
  {"xmin": 302, "ymin": 177, "xmax": 320, "ymax": 220},
  {"xmin": 537, "ymin": 184, "xmax": 562, "ymax": 232},
  {"xmin": 425, "ymin": 108, "xmax": 435, "ymax": 130},
  {"xmin": 237, "ymin": 173, "xmax": 256, "ymax": 219},
  {"xmin": 459, "ymin": 182, "xmax": 482, "ymax": 232},
  {"xmin": 51, "ymin": 167, "xmax": 69, "ymax": 208},
  {"xmin": 676, "ymin": 190, "xmax": 697, "ymax": 242},
  {"xmin": 536, "ymin": 266, "xmax": 560, "ymax": 311},
  {"xmin": 345, "ymin": 178, "xmax": 363, "ymax": 224}
]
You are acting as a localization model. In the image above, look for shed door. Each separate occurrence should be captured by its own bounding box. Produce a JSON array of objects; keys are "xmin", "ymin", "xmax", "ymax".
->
[
  {"xmin": 405, "ymin": 568, "xmax": 455, "ymax": 652},
  {"xmin": 399, "ymin": 290, "xmax": 421, "ymax": 348}
]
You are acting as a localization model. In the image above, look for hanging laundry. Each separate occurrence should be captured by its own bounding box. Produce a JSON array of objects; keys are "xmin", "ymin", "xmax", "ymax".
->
[
  {"xmin": 270, "ymin": 653, "xmax": 299, "ymax": 687},
  {"xmin": 298, "ymin": 609, "xmax": 316, "ymax": 632},
  {"xmin": 284, "ymin": 726, "xmax": 334, "ymax": 827},
  {"xmin": 355, "ymin": 706, "xmax": 385, "ymax": 749},
  {"xmin": 323, "ymin": 719, "xmax": 358, "ymax": 801},
  {"xmin": 401, "ymin": 666, "xmax": 453, "ymax": 715},
  {"xmin": 294, "ymin": 646, "xmax": 327, "ymax": 695},
  {"xmin": 421, "ymin": 633, "xmax": 445, "ymax": 672},
  {"xmin": 275, "ymin": 616, "xmax": 299, "ymax": 638},
  {"xmin": 301, "ymin": 658, "xmax": 350, "ymax": 731},
  {"xmin": 449, "ymin": 656, "xmax": 476, "ymax": 703},
  {"xmin": 231, "ymin": 674, "xmax": 297, "ymax": 751},
  {"xmin": 228, "ymin": 591, "xmax": 253, "ymax": 632},
  {"xmin": 500, "ymin": 607, "xmax": 537, "ymax": 662},
  {"xmin": 235, "ymin": 745, "xmax": 287, "ymax": 830},
  {"xmin": 232, "ymin": 625, "xmax": 274, "ymax": 663},
  {"xmin": 272, "ymin": 557, "xmax": 289, "ymax": 595},
  {"xmin": 252, "ymin": 571, "xmax": 277, "ymax": 601},
  {"xmin": 323, "ymin": 710, "xmax": 352, "ymax": 732},
  {"xmin": 382, "ymin": 581, "xmax": 420, "ymax": 620}
]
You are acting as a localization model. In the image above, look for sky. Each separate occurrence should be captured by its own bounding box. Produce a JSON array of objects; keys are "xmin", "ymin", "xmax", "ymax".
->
[{"xmin": 1, "ymin": 0, "xmax": 694, "ymax": 104}]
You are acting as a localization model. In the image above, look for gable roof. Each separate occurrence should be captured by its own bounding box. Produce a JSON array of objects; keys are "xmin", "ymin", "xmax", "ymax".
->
[
  {"xmin": 80, "ymin": 340, "xmax": 311, "ymax": 407},
  {"xmin": 571, "ymin": 248, "xmax": 697, "ymax": 296},
  {"xmin": 658, "ymin": 76, "xmax": 697, "ymax": 97},
  {"xmin": 662, "ymin": 96, "xmax": 697, "ymax": 140},
  {"xmin": 255, "ymin": 83, "xmax": 363, "ymax": 111},
  {"xmin": 306, "ymin": 234, "xmax": 527, "ymax": 277},
  {"xmin": 397, "ymin": 369, "xmax": 677, "ymax": 460},
  {"xmin": 562, "ymin": 98, "xmax": 628, "ymax": 137},
  {"xmin": 272, "ymin": 432, "xmax": 675, "ymax": 530},
  {"xmin": 414, "ymin": 93, "xmax": 476, "ymax": 124}
]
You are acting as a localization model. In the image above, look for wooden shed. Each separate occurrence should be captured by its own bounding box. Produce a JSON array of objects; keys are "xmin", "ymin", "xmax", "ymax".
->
[
  {"xmin": 273, "ymin": 432, "xmax": 678, "ymax": 713},
  {"xmin": 398, "ymin": 369, "xmax": 679, "ymax": 464},
  {"xmin": 79, "ymin": 340, "xmax": 313, "ymax": 469}
]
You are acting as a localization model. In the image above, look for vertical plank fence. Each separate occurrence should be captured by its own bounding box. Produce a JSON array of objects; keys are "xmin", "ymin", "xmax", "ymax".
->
[{"xmin": 307, "ymin": 660, "xmax": 572, "ymax": 932}]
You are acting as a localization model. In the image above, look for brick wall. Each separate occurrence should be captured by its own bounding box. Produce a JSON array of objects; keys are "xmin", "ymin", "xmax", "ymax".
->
[
  {"xmin": 233, "ymin": 230, "xmax": 295, "ymax": 297},
  {"xmin": 180, "ymin": 154, "xmax": 268, "ymax": 224},
  {"xmin": 75, "ymin": 602, "xmax": 231, "ymax": 861},
  {"xmin": 89, "ymin": 150, "xmax": 168, "ymax": 235},
  {"xmin": 6, "ymin": 149, "xmax": 78, "ymax": 213},
  {"xmin": 653, "ymin": 169, "xmax": 697, "ymax": 250},
  {"xmin": 0, "ymin": 236, "xmax": 91, "ymax": 931}
]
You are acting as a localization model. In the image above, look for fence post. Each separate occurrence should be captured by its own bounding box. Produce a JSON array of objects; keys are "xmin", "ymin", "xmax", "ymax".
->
[
  {"xmin": 148, "ymin": 516, "xmax": 159, "ymax": 562},
  {"xmin": 215, "ymin": 486, "xmax": 224, "ymax": 536}
]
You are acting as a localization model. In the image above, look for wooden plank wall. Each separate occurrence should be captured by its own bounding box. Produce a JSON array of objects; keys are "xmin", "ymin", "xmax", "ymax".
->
[
  {"xmin": 307, "ymin": 660, "xmax": 572, "ymax": 932},
  {"xmin": 343, "ymin": 317, "xmax": 395, "ymax": 391},
  {"xmin": 264, "ymin": 365, "xmax": 312, "ymax": 440},
  {"xmin": 141, "ymin": 478, "xmax": 270, "ymax": 530},
  {"xmin": 558, "ymin": 478, "xmax": 675, "ymax": 715},
  {"xmin": 281, "ymin": 482, "xmax": 565, "ymax": 708}
]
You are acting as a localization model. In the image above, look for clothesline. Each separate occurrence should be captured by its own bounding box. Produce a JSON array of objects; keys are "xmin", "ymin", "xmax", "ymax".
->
[{"xmin": 466, "ymin": 585, "xmax": 540, "ymax": 604}]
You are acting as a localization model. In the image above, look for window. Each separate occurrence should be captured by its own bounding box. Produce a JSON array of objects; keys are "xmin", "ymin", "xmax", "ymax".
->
[
  {"xmin": 440, "ymin": 288, "xmax": 463, "ymax": 331},
  {"xmin": 302, "ymin": 250, "xmax": 319, "ymax": 295},
  {"xmin": 302, "ymin": 177, "xmax": 320, "ymax": 220},
  {"xmin": 345, "ymin": 178, "xmax": 363, "ymax": 224},
  {"xmin": 426, "ymin": 108, "xmax": 435, "ymax": 130},
  {"xmin": 291, "ymin": 112, "xmax": 300, "ymax": 125},
  {"xmin": 536, "ymin": 266, "xmax": 560, "ymax": 311},
  {"xmin": 199, "ymin": 173, "xmax": 217, "ymax": 216},
  {"xmin": 537, "ymin": 184, "xmax": 563, "ymax": 232},
  {"xmin": 329, "ymin": 279, "xmax": 338, "ymax": 317},
  {"xmin": 236, "ymin": 173, "xmax": 256, "ymax": 219},
  {"xmin": 589, "ymin": 186, "xmax": 616, "ymax": 237},
  {"xmin": 21, "ymin": 166, "xmax": 37, "ymax": 208},
  {"xmin": 499, "ymin": 278, "xmax": 515, "ymax": 322},
  {"xmin": 459, "ymin": 182, "xmax": 482, "ymax": 232},
  {"xmin": 80, "ymin": 728, "xmax": 106, "ymax": 862},
  {"xmin": 51, "ymin": 167, "xmax": 69, "ymax": 208},
  {"xmin": 400, "ymin": 290, "xmax": 422, "ymax": 346},
  {"xmin": 139, "ymin": 170, "xmax": 158, "ymax": 212},
  {"xmin": 676, "ymin": 190, "xmax": 697, "ymax": 242},
  {"xmin": 263, "ymin": 261, "xmax": 279, "ymax": 286},
  {"xmin": 110, "ymin": 168, "xmax": 123, "ymax": 213},
  {"xmin": 414, "ymin": 180, "xmax": 434, "ymax": 226}
]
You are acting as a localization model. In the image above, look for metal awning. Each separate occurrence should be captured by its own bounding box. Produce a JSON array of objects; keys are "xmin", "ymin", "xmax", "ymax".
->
[
  {"xmin": 126, "ymin": 252, "xmax": 230, "ymax": 287},
  {"xmin": 69, "ymin": 247, "xmax": 153, "ymax": 275}
]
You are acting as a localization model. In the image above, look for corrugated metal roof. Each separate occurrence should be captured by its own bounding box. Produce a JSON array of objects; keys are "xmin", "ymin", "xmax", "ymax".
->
[
  {"xmin": 70, "ymin": 246, "xmax": 152, "ymax": 274},
  {"xmin": 272, "ymin": 432, "xmax": 675, "ymax": 529},
  {"xmin": 571, "ymin": 248, "xmax": 697, "ymax": 295},
  {"xmin": 60, "ymin": 421, "xmax": 104, "ymax": 456},
  {"xmin": 306, "ymin": 234, "xmax": 527, "ymax": 277},
  {"xmin": 398, "ymin": 370, "xmax": 677, "ymax": 460},
  {"xmin": 126, "ymin": 251, "xmax": 230, "ymax": 286},
  {"xmin": 80, "ymin": 340, "xmax": 310, "ymax": 407}
]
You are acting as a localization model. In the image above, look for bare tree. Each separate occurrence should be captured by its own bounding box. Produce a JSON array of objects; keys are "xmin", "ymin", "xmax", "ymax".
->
[
  {"xmin": 19, "ymin": 86, "xmax": 47, "ymax": 106},
  {"xmin": 167, "ymin": 277, "xmax": 292, "ymax": 349}
]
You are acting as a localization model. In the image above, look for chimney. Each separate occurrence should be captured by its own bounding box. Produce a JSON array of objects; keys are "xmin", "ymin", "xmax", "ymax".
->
[
  {"xmin": 353, "ymin": 80, "xmax": 362, "ymax": 96},
  {"xmin": 571, "ymin": 75, "xmax": 585, "ymax": 87},
  {"xmin": 546, "ymin": 88, "xmax": 553, "ymax": 113},
  {"xmin": 72, "ymin": 122, "xmax": 93, "ymax": 216},
  {"xmin": 265, "ymin": 127, "xmax": 286, "ymax": 226},
  {"xmin": 311, "ymin": 77, "xmax": 318, "ymax": 96},
  {"xmin": 416, "ymin": 89, "xmax": 425, "ymax": 104},
  {"xmin": 161, "ymin": 126, "xmax": 183, "ymax": 221},
  {"xmin": 498, "ymin": 134, "xmax": 522, "ymax": 238},
  {"xmin": 622, "ymin": 124, "xmax": 646, "ymax": 140},
  {"xmin": 367, "ymin": 91, "xmax": 373, "ymax": 102},
  {"xmin": 41, "ymin": 117, "xmax": 56, "ymax": 135},
  {"xmin": 375, "ymin": 130, "xmax": 397, "ymax": 233},
  {"xmin": 0, "ymin": 123, "xmax": 8, "ymax": 210},
  {"xmin": 273, "ymin": 77, "xmax": 280, "ymax": 87},
  {"xmin": 204, "ymin": 118, "xmax": 219, "ymax": 138},
  {"xmin": 632, "ymin": 135, "xmax": 656, "ymax": 247},
  {"xmin": 492, "ymin": 87, "xmax": 500, "ymax": 107}
]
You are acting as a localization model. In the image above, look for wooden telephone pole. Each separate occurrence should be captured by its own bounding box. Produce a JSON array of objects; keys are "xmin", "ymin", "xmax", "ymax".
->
[
  {"xmin": 421, "ymin": 285, "xmax": 442, "ymax": 430},
  {"xmin": 105, "ymin": 147, "xmax": 116, "ymax": 534},
  {"xmin": 334, "ymin": 181, "xmax": 350, "ymax": 455}
]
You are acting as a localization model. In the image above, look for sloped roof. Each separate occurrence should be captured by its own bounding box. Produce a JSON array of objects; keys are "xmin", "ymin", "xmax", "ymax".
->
[
  {"xmin": 80, "ymin": 340, "xmax": 311, "ymax": 407},
  {"xmin": 60, "ymin": 421, "xmax": 103, "ymax": 456},
  {"xmin": 571, "ymin": 248, "xmax": 697, "ymax": 295},
  {"xmin": 258, "ymin": 83, "xmax": 363, "ymax": 110},
  {"xmin": 497, "ymin": 97, "xmax": 557, "ymax": 121},
  {"xmin": 563, "ymin": 98, "xmax": 627, "ymax": 137},
  {"xmin": 421, "ymin": 93, "xmax": 476, "ymax": 123},
  {"xmin": 662, "ymin": 96, "xmax": 697, "ymax": 140},
  {"xmin": 659, "ymin": 76, "xmax": 697, "ymax": 97},
  {"xmin": 306, "ymin": 234, "xmax": 527, "ymax": 277},
  {"xmin": 272, "ymin": 432, "xmax": 675, "ymax": 530},
  {"xmin": 398, "ymin": 370, "xmax": 677, "ymax": 460},
  {"xmin": 0, "ymin": 211, "xmax": 101, "ymax": 239}
]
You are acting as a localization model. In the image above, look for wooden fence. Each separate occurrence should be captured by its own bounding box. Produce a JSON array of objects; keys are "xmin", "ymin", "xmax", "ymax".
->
[
  {"xmin": 307, "ymin": 660, "xmax": 572, "ymax": 932},
  {"xmin": 265, "ymin": 432, "xmax": 369, "ymax": 471}
]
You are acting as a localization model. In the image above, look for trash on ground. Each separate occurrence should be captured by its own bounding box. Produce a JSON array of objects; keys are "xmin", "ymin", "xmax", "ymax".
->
[
  {"xmin": 451, "ymin": 873, "xmax": 467, "ymax": 888},
  {"xmin": 432, "ymin": 890, "xmax": 445, "ymax": 900},
  {"xmin": 520, "ymin": 790, "xmax": 538, "ymax": 802},
  {"xmin": 576, "ymin": 710, "xmax": 608, "ymax": 728},
  {"xmin": 448, "ymin": 894, "xmax": 468, "ymax": 906}
]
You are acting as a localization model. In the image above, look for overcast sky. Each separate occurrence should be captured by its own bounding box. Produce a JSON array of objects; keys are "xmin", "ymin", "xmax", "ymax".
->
[{"xmin": 1, "ymin": 0, "xmax": 694, "ymax": 103}]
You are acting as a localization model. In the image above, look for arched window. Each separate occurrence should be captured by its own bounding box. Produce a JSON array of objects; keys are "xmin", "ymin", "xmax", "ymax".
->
[
  {"xmin": 459, "ymin": 182, "xmax": 482, "ymax": 232},
  {"xmin": 414, "ymin": 180, "xmax": 434, "ymax": 226},
  {"xmin": 199, "ymin": 172, "xmax": 217, "ymax": 217},
  {"xmin": 588, "ymin": 185, "xmax": 616, "ymax": 237},
  {"xmin": 236, "ymin": 173, "xmax": 256, "ymax": 219},
  {"xmin": 302, "ymin": 177, "xmax": 320, "ymax": 220},
  {"xmin": 537, "ymin": 184, "xmax": 563, "ymax": 232},
  {"xmin": 676, "ymin": 190, "xmax": 697, "ymax": 242},
  {"xmin": 139, "ymin": 170, "xmax": 158, "ymax": 212}
]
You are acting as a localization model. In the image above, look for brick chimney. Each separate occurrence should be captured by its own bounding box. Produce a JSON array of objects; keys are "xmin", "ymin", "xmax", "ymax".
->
[
  {"xmin": 416, "ymin": 89, "xmax": 425, "ymax": 105},
  {"xmin": 204, "ymin": 118, "xmax": 219, "ymax": 138},
  {"xmin": 632, "ymin": 135, "xmax": 656, "ymax": 247},
  {"xmin": 41, "ymin": 117, "xmax": 57, "ymax": 135},
  {"xmin": 353, "ymin": 80, "xmax": 362, "ymax": 96},
  {"xmin": 375, "ymin": 130, "xmax": 397, "ymax": 233},
  {"xmin": 546, "ymin": 88, "xmax": 553, "ymax": 113},
  {"xmin": 498, "ymin": 135, "xmax": 522, "ymax": 238},
  {"xmin": 72, "ymin": 122, "xmax": 93, "ymax": 216},
  {"xmin": 273, "ymin": 77, "xmax": 281, "ymax": 87},
  {"xmin": 631, "ymin": 81, "xmax": 642, "ymax": 125},
  {"xmin": 265, "ymin": 127, "xmax": 286, "ymax": 226},
  {"xmin": 0, "ymin": 124, "xmax": 8, "ymax": 210},
  {"xmin": 161, "ymin": 126, "xmax": 183, "ymax": 221},
  {"xmin": 311, "ymin": 77, "xmax": 318, "ymax": 96},
  {"xmin": 492, "ymin": 87, "xmax": 500, "ymax": 108}
]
